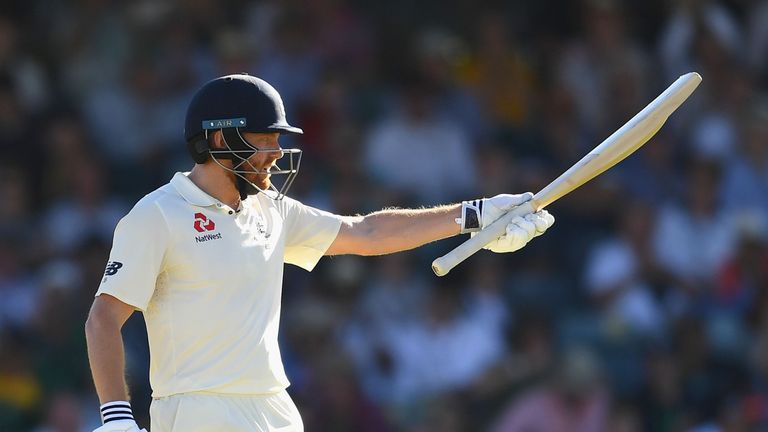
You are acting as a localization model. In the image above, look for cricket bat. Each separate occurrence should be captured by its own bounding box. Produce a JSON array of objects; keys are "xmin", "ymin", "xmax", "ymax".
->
[{"xmin": 432, "ymin": 72, "xmax": 703, "ymax": 276}]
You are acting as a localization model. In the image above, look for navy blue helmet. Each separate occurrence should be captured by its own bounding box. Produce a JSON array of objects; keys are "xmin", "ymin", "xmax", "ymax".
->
[
  {"xmin": 184, "ymin": 74, "xmax": 303, "ymax": 200},
  {"xmin": 185, "ymin": 74, "xmax": 302, "ymax": 162}
]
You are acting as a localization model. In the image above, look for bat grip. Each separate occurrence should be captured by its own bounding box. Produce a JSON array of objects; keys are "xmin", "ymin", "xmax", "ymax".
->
[{"xmin": 432, "ymin": 200, "xmax": 536, "ymax": 276}]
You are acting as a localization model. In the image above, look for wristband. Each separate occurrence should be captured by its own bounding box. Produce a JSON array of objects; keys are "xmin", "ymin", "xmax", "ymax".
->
[
  {"xmin": 458, "ymin": 199, "xmax": 483, "ymax": 233},
  {"xmin": 100, "ymin": 401, "xmax": 134, "ymax": 424}
]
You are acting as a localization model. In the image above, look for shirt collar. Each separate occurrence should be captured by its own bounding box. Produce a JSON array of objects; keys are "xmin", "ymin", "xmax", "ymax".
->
[{"xmin": 170, "ymin": 172, "xmax": 218, "ymax": 207}]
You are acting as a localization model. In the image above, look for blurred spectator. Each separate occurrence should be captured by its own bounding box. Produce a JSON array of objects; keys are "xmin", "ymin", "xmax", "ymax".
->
[
  {"xmin": 672, "ymin": 317, "xmax": 735, "ymax": 425},
  {"xmin": 82, "ymin": 54, "xmax": 187, "ymax": 173},
  {"xmin": 748, "ymin": 0, "xmax": 768, "ymax": 78},
  {"xmin": 689, "ymin": 111, "xmax": 738, "ymax": 160},
  {"xmin": 558, "ymin": 0, "xmax": 650, "ymax": 135},
  {"xmin": 640, "ymin": 348, "xmax": 687, "ymax": 431},
  {"xmin": 413, "ymin": 29, "xmax": 488, "ymax": 143},
  {"xmin": 605, "ymin": 402, "xmax": 643, "ymax": 432},
  {"xmin": 38, "ymin": 113, "xmax": 94, "ymax": 202},
  {"xmin": 305, "ymin": 0, "xmax": 375, "ymax": 73},
  {"xmin": 0, "ymin": 233, "xmax": 39, "ymax": 330},
  {"xmin": 384, "ymin": 277, "xmax": 505, "ymax": 403},
  {"xmin": 298, "ymin": 356, "xmax": 390, "ymax": 432},
  {"xmin": 614, "ymin": 133, "xmax": 684, "ymax": 205},
  {"xmin": 688, "ymin": 65, "xmax": 752, "ymax": 161},
  {"xmin": 717, "ymin": 212, "xmax": 768, "ymax": 310},
  {"xmin": 342, "ymin": 255, "xmax": 431, "ymax": 402},
  {"xmin": 41, "ymin": 158, "xmax": 126, "ymax": 254},
  {"xmin": 51, "ymin": 0, "xmax": 132, "ymax": 100},
  {"xmin": 0, "ymin": 16, "xmax": 49, "ymax": 113},
  {"xmin": 490, "ymin": 347, "xmax": 609, "ymax": 432},
  {"xmin": 364, "ymin": 73, "xmax": 477, "ymax": 204},
  {"xmin": 32, "ymin": 392, "xmax": 84, "ymax": 432},
  {"xmin": 721, "ymin": 101, "xmax": 768, "ymax": 220},
  {"xmin": 469, "ymin": 312, "xmax": 556, "ymax": 429},
  {"xmin": 211, "ymin": 29, "xmax": 253, "ymax": 76},
  {"xmin": 459, "ymin": 13, "xmax": 534, "ymax": 135},
  {"xmin": 0, "ymin": 329, "xmax": 41, "ymax": 431},
  {"xmin": 745, "ymin": 329, "xmax": 768, "ymax": 429},
  {"xmin": 356, "ymin": 254, "xmax": 429, "ymax": 332},
  {"xmin": 410, "ymin": 394, "xmax": 469, "ymax": 432},
  {"xmin": 244, "ymin": 1, "xmax": 282, "ymax": 58},
  {"xmin": 256, "ymin": 9, "xmax": 322, "ymax": 121},
  {"xmin": 653, "ymin": 157, "xmax": 736, "ymax": 292},
  {"xmin": 464, "ymin": 255, "xmax": 509, "ymax": 338},
  {"xmin": 31, "ymin": 261, "xmax": 90, "ymax": 395},
  {"xmin": 0, "ymin": 75, "xmax": 33, "ymax": 167},
  {"xmin": 658, "ymin": 0, "xmax": 743, "ymax": 82},
  {"xmin": 585, "ymin": 201, "xmax": 667, "ymax": 337},
  {"xmin": 0, "ymin": 165, "xmax": 33, "ymax": 237}
]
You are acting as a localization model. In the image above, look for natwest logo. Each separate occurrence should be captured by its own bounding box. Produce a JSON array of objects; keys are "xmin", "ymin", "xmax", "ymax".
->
[{"xmin": 193, "ymin": 212, "xmax": 215, "ymax": 232}]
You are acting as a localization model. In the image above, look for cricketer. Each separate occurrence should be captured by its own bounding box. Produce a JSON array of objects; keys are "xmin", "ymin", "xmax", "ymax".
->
[{"xmin": 84, "ymin": 74, "xmax": 554, "ymax": 432}]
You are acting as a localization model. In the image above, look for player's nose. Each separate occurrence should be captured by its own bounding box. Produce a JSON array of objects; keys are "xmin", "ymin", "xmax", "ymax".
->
[{"xmin": 269, "ymin": 147, "xmax": 284, "ymax": 162}]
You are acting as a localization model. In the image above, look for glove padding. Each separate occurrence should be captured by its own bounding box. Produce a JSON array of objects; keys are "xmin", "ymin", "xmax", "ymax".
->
[
  {"xmin": 459, "ymin": 192, "xmax": 534, "ymax": 233},
  {"xmin": 472, "ymin": 210, "xmax": 555, "ymax": 253},
  {"xmin": 93, "ymin": 420, "xmax": 146, "ymax": 432}
]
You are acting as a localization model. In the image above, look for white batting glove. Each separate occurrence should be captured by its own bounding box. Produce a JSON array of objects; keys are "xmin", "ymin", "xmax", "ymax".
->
[
  {"xmin": 474, "ymin": 210, "xmax": 555, "ymax": 253},
  {"xmin": 458, "ymin": 192, "xmax": 534, "ymax": 234},
  {"xmin": 92, "ymin": 420, "xmax": 146, "ymax": 432}
]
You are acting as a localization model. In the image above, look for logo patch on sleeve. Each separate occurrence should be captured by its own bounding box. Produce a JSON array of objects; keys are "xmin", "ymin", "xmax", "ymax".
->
[{"xmin": 103, "ymin": 261, "xmax": 123, "ymax": 277}]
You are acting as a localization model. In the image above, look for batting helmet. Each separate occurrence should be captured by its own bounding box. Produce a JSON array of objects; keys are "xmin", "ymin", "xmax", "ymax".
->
[
  {"xmin": 184, "ymin": 74, "xmax": 303, "ymax": 200},
  {"xmin": 184, "ymin": 74, "xmax": 303, "ymax": 163}
]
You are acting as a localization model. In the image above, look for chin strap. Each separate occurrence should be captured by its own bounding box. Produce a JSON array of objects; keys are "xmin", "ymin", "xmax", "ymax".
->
[{"xmin": 235, "ymin": 175, "xmax": 253, "ymax": 201}]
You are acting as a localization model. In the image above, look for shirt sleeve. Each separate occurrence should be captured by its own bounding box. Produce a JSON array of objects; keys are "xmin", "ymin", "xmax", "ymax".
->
[
  {"xmin": 95, "ymin": 200, "xmax": 169, "ymax": 311},
  {"xmin": 281, "ymin": 197, "xmax": 343, "ymax": 271}
]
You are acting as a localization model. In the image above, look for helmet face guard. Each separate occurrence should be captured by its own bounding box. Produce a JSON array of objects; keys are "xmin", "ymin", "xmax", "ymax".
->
[{"xmin": 205, "ymin": 123, "xmax": 302, "ymax": 201}]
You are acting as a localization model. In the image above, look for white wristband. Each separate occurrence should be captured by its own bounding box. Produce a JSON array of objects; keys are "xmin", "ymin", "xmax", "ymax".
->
[{"xmin": 100, "ymin": 401, "xmax": 134, "ymax": 424}]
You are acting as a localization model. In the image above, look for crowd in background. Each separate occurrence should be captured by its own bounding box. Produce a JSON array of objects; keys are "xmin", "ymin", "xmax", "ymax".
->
[{"xmin": 2, "ymin": 0, "xmax": 768, "ymax": 431}]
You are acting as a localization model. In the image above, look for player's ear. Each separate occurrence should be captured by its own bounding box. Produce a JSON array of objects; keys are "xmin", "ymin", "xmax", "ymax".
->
[{"xmin": 210, "ymin": 130, "xmax": 225, "ymax": 150}]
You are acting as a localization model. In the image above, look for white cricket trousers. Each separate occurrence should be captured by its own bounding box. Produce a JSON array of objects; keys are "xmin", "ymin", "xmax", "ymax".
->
[{"xmin": 149, "ymin": 390, "xmax": 304, "ymax": 432}]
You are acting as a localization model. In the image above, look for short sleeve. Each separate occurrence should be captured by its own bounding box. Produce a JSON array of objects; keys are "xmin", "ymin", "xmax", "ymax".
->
[
  {"xmin": 282, "ymin": 197, "xmax": 343, "ymax": 271},
  {"xmin": 95, "ymin": 201, "xmax": 169, "ymax": 311}
]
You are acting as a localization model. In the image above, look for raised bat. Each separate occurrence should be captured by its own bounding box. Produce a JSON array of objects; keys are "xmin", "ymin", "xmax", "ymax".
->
[{"xmin": 432, "ymin": 72, "xmax": 703, "ymax": 276}]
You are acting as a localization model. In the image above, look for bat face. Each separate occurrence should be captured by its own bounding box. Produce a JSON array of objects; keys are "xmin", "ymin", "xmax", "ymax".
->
[
  {"xmin": 531, "ymin": 72, "xmax": 701, "ymax": 211},
  {"xmin": 433, "ymin": 72, "xmax": 702, "ymax": 276}
]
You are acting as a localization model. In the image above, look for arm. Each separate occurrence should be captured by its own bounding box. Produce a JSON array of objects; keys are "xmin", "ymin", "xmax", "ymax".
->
[
  {"xmin": 85, "ymin": 294, "xmax": 136, "ymax": 404},
  {"xmin": 83, "ymin": 202, "xmax": 161, "ymax": 431},
  {"xmin": 326, "ymin": 193, "xmax": 555, "ymax": 256},
  {"xmin": 326, "ymin": 204, "xmax": 462, "ymax": 256}
]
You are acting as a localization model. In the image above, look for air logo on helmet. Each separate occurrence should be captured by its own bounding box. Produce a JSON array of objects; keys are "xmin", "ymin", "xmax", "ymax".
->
[{"xmin": 202, "ymin": 118, "xmax": 247, "ymax": 130}]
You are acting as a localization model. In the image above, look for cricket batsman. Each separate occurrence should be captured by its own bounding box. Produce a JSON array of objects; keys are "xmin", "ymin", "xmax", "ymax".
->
[{"xmin": 84, "ymin": 74, "xmax": 555, "ymax": 432}]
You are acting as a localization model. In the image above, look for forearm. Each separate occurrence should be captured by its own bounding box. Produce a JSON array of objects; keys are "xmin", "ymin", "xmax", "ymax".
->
[
  {"xmin": 85, "ymin": 319, "xmax": 130, "ymax": 404},
  {"xmin": 328, "ymin": 193, "xmax": 550, "ymax": 256},
  {"xmin": 349, "ymin": 203, "xmax": 462, "ymax": 255}
]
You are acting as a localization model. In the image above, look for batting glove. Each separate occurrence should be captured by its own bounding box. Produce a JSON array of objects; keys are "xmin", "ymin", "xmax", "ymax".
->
[
  {"xmin": 93, "ymin": 401, "xmax": 146, "ymax": 432},
  {"xmin": 458, "ymin": 192, "xmax": 534, "ymax": 234},
  {"xmin": 476, "ymin": 210, "xmax": 555, "ymax": 253},
  {"xmin": 92, "ymin": 420, "xmax": 146, "ymax": 432}
]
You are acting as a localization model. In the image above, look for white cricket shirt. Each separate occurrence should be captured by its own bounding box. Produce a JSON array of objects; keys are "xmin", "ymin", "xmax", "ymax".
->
[{"xmin": 96, "ymin": 172, "xmax": 343, "ymax": 397}]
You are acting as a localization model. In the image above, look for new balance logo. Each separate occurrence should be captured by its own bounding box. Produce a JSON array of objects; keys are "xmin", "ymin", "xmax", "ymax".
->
[
  {"xmin": 195, "ymin": 233, "xmax": 222, "ymax": 243},
  {"xmin": 104, "ymin": 261, "xmax": 123, "ymax": 276}
]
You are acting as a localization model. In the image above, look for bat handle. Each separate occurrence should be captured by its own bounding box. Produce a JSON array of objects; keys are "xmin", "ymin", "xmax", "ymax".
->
[{"xmin": 432, "ymin": 200, "xmax": 537, "ymax": 276}]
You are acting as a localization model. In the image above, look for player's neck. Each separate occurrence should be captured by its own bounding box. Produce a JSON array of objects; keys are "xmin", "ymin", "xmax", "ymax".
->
[{"xmin": 188, "ymin": 163, "xmax": 241, "ymax": 209}]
